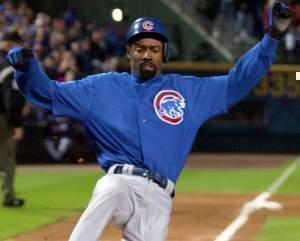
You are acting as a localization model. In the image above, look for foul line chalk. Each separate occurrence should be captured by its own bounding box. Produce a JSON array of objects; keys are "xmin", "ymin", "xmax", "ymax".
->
[{"xmin": 214, "ymin": 157, "xmax": 300, "ymax": 241}]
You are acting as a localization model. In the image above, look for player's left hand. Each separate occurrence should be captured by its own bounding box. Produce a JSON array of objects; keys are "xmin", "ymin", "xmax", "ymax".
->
[{"xmin": 268, "ymin": 0, "xmax": 293, "ymax": 39}]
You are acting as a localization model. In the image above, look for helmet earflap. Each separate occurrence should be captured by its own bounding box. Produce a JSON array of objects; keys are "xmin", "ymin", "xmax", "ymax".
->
[{"xmin": 163, "ymin": 42, "xmax": 171, "ymax": 63}]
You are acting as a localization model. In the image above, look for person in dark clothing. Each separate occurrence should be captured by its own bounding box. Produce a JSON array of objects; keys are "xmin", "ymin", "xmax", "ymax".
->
[{"xmin": 0, "ymin": 31, "xmax": 26, "ymax": 207}]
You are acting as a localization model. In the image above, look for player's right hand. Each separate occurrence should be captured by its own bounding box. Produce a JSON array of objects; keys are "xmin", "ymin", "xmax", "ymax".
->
[{"xmin": 6, "ymin": 46, "xmax": 34, "ymax": 72}]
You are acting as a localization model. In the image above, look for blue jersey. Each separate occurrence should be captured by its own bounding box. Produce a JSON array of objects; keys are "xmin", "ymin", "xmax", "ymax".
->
[{"xmin": 15, "ymin": 34, "xmax": 278, "ymax": 182}]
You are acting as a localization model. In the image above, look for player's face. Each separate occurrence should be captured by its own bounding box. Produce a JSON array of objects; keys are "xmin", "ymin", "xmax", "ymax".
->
[{"xmin": 127, "ymin": 38, "xmax": 164, "ymax": 81}]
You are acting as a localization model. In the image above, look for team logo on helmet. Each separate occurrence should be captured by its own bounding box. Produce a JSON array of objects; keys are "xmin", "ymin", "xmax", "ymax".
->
[
  {"xmin": 143, "ymin": 20, "xmax": 154, "ymax": 31},
  {"xmin": 153, "ymin": 90, "xmax": 186, "ymax": 125}
]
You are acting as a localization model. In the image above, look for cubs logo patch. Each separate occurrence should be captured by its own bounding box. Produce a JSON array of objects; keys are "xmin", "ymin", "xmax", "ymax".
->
[
  {"xmin": 153, "ymin": 90, "xmax": 186, "ymax": 125},
  {"xmin": 142, "ymin": 20, "xmax": 154, "ymax": 31}
]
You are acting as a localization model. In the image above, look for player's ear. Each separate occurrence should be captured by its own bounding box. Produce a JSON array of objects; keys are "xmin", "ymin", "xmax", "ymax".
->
[{"xmin": 126, "ymin": 45, "xmax": 132, "ymax": 59}]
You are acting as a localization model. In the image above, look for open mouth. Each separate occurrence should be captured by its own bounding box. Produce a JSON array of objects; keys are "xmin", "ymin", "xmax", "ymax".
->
[
  {"xmin": 139, "ymin": 62, "xmax": 157, "ymax": 80},
  {"xmin": 141, "ymin": 62, "xmax": 155, "ymax": 70}
]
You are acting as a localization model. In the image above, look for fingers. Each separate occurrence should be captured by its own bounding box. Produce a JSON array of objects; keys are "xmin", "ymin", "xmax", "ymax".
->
[
  {"xmin": 274, "ymin": 1, "xmax": 292, "ymax": 19},
  {"xmin": 7, "ymin": 46, "xmax": 24, "ymax": 65},
  {"xmin": 21, "ymin": 48, "xmax": 34, "ymax": 59},
  {"xmin": 7, "ymin": 53, "xmax": 20, "ymax": 66},
  {"xmin": 19, "ymin": 48, "xmax": 34, "ymax": 67},
  {"xmin": 7, "ymin": 47, "xmax": 33, "ymax": 71}
]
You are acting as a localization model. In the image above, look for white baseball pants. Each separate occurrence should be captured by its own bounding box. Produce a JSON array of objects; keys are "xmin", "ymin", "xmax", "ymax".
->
[{"xmin": 68, "ymin": 168, "xmax": 173, "ymax": 241}]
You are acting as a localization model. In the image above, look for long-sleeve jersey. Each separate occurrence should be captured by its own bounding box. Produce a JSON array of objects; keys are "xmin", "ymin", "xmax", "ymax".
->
[{"xmin": 14, "ymin": 34, "xmax": 278, "ymax": 182}]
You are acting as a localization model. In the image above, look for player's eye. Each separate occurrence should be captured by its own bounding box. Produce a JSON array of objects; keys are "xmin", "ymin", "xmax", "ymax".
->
[
  {"xmin": 148, "ymin": 46, "xmax": 161, "ymax": 54},
  {"xmin": 152, "ymin": 47, "xmax": 161, "ymax": 53},
  {"xmin": 135, "ymin": 47, "xmax": 144, "ymax": 53}
]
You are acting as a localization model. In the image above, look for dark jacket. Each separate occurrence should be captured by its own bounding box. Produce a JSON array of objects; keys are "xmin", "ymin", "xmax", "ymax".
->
[{"xmin": 0, "ymin": 51, "xmax": 25, "ymax": 129}]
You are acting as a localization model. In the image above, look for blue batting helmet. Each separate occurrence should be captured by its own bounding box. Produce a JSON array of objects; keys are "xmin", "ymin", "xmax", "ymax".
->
[{"xmin": 127, "ymin": 17, "xmax": 170, "ymax": 62}]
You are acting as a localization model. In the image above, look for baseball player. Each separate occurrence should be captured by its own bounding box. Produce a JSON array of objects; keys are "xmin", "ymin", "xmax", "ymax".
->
[{"xmin": 6, "ymin": 1, "xmax": 292, "ymax": 240}]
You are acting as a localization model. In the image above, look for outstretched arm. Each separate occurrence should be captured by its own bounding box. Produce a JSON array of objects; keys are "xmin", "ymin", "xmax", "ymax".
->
[
  {"xmin": 225, "ymin": 34, "xmax": 278, "ymax": 107},
  {"xmin": 226, "ymin": 0, "xmax": 293, "ymax": 107},
  {"xmin": 7, "ymin": 47, "xmax": 96, "ymax": 120},
  {"xmin": 7, "ymin": 47, "xmax": 53, "ymax": 110}
]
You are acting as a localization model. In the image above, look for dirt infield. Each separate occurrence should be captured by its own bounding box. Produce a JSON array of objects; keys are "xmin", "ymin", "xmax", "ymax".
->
[{"xmin": 11, "ymin": 154, "xmax": 300, "ymax": 241}]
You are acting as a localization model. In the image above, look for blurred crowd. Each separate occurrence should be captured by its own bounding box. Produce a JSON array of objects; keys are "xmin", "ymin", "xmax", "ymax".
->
[
  {"xmin": 0, "ymin": 0, "xmax": 127, "ymax": 78},
  {"xmin": 196, "ymin": 0, "xmax": 300, "ymax": 63},
  {"xmin": 0, "ymin": 0, "xmax": 128, "ymax": 162}
]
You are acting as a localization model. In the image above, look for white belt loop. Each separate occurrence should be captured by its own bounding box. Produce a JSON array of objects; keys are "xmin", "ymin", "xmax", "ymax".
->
[
  {"xmin": 165, "ymin": 180, "xmax": 175, "ymax": 196},
  {"xmin": 108, "ymin": 164, "xmax": 118, "ymax": 174},
  {"xmin": 128, "ymin": 165, "xmax": 134, "ymax": 175},
  {"xmin": 122, "ymin": 164, "xmax": 134, "ymax": 175}
]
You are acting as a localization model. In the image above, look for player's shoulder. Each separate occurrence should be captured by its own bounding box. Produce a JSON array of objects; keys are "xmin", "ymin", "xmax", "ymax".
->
[
  {"xmin": 85, "ymin": 71, "xmax": 130, "ymax": 82},
  {"xmin": 164, "ymin": 73, "xmax": 203, "ymax": 82}
]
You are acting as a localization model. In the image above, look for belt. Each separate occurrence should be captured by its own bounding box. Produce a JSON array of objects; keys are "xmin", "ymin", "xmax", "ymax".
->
[{"xmin": 108, "ymin": 164, "xmax": 175, "ymax": 198}]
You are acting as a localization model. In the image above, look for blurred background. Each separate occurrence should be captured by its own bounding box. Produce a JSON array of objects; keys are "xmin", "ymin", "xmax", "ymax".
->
[{"xmin": 0, "ymin": 0, "xmax": 299, "ymax": 163}]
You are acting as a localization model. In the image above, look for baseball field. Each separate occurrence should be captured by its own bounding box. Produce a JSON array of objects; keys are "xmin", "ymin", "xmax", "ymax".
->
[{"xmin": 1, "ymin": 153, "xmax": 300, "ymax": 241}]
